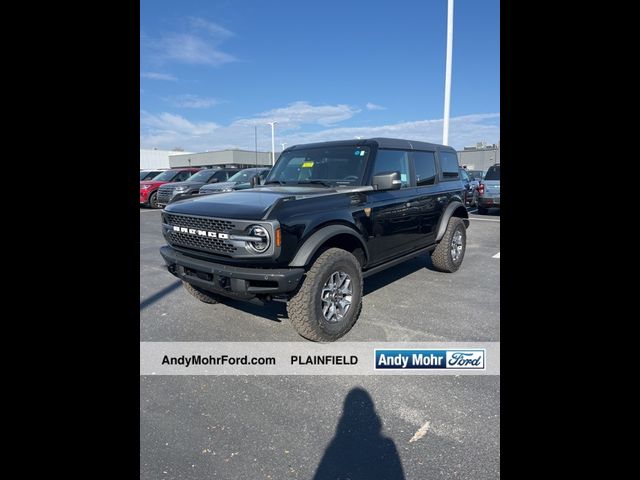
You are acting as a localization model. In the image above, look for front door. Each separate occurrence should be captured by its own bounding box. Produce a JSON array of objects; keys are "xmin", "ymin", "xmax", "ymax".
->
[{"xmin": 366, "ymin": 149, "xmax": 420, "ymax": 264}]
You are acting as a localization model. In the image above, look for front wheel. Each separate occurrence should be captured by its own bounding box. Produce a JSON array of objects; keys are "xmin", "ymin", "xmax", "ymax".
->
[
  {"xmin": 431, "ymin": 217, "xmax": 466, "ymax": 273},
  {"xmin": 148, "ymin": 191, "xmax": 159, "ymax": 209},
  {"xmin": 287, "ymin": 248, "xmax": 363, "ymax": 342}
]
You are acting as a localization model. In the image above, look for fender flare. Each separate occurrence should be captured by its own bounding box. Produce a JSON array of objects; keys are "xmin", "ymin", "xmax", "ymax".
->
[
  {"xmin": 289, "ymin": 225, "xmax": 369, "ymax": 267},
  {"xmin": 435, "ymin": 201, "xmax": 469, "ymax": 242}
]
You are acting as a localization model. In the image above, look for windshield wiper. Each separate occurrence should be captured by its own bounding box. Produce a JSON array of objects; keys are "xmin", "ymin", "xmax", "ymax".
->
[
  {"xmin": 264, "ymin": 180, "xmax": 286, "ymax": 185},
  {"xmin": 295, "ymin": 180, "xmax": 334, "ymax": 188}
]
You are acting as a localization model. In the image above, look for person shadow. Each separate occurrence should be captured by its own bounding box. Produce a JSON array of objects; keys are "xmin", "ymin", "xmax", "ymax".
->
[{"xmin": 313, "ymin": 387, "xmax": 406, "ymax": 480}]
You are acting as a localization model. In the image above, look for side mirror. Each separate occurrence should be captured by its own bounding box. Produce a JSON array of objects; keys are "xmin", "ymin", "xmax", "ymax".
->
[
  {"xmin": 208, "ymin": 178, "xmax": 219, "ymax": 184},
  {"xmin": 372, "ymin": 171, "xmax": 402, "ymax": 191},
  {"xmin": 250, "ymin": 174, "xmax": 261, "ymax": 187}
]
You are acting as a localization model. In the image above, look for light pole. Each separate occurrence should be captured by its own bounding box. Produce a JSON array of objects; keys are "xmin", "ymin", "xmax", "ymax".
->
[
  {"xmin": 442, "ymin": 0, "xmax": 454, "ymax": 145},
  {"xmin": 267, "ymin": 121, "xmax": 278, "ymax": 166}
]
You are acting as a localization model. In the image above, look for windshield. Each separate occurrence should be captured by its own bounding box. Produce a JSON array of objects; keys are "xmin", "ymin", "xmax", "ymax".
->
[
  {"xmin": 228, "ymin": 169, "xmax": 261, "ymax": 183},
  {"xmin": 140, "ymin": 171, "xmax": 159, "ymax": 180},
  {"xmin": 468, "ymin": 170, "xmax": 483, "ymax": 181},
  {"xmin": 185, "ymin": 170, "xmax": 217, "ymax": 182},
  {"xmin": 152, "ymin": 170, "xmax": 179, "ymax": 182},
  {"xmin": 265, "ymin": 146, "xmax": 370, "ymax": 187},
  {"xmin": 484, "ymin": 166, "xmax": 500, "ymax": 181}
]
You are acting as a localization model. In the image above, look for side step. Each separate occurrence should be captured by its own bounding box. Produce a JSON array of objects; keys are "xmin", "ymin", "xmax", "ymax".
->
[{"xmin": 362, "ymin": 244, "xmax": 436, "ymax": 279}]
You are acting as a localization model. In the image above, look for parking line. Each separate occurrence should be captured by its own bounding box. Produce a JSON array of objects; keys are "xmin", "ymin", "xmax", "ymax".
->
[
  {"xmin": 469, "ymin": 217, "xmax": 500, "ymax": 222},
  {"xmin": 493, "ymin": 252, "xmax": 500, "ymax": 258}
]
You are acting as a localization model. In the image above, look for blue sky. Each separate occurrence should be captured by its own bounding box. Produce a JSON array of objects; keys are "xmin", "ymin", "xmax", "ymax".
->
[{"xmin": 140, "ymin": 0, "xmax": 500, "ymax": 152}]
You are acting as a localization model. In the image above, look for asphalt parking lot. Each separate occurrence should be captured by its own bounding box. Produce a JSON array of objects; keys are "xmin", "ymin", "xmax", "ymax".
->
[{"xmin": 140, "ymin": 207, "xmax": 500, "ymax": 479}]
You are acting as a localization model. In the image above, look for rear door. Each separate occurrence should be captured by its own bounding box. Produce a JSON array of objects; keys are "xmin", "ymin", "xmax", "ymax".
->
[{"xmin": 409, "ymin": 150, "xmax": 443, "ymax": 248}]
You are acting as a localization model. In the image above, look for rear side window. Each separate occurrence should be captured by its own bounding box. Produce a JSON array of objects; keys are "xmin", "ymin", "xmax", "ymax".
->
[
  {"xmin": 176, "ymin": 171, "xmax": 192, "ymax": 181},
  {"xmin": 411, "ymin": 151, "xmax": 437, "ymax": 186},
  {"xmin": 484, "ymin": 165, "xmax": 500, "ymax": 180},
  {"xmin": 439, "ymin": 151, "xmax": 460, "ymax": 180},
  {"xmin": 372, "ymin": 149, "xmax": 410, "ymax": 188}
]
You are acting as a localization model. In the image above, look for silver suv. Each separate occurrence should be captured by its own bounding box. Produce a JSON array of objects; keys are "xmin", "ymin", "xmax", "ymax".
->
[{"xmin": 477, "ymin": 164, "xmax": 500, "ymax": 214}]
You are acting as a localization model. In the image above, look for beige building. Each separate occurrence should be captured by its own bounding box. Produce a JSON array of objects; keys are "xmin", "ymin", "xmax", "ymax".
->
[
  {"xmin": 457, "ymin": 142, "xmax": 500, "ymax": 173},
  {"xmin": 169, "ymin": 149, "xmax": 275, "ymax": 169}
]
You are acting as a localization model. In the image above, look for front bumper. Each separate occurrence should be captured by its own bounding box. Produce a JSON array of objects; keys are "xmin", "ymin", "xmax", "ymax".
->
[{"xmin": 160, "ymin": 245, "xmax": 305, "ymax": 300}]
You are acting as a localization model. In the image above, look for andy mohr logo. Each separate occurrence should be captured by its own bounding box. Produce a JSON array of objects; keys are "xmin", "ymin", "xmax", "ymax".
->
[{"xmin": 374, "ymin": 349, "xmax": 485, "ymax": 370}]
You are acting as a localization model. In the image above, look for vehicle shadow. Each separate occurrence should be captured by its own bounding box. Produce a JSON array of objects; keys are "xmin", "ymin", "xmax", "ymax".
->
[
  {"xmin": 217, "ymin": 253, "xmax": 438, "ymax": 322},
  {"xmin": 313, "ymin": 387, "xmax": 405, "ymax": 480},
  {"xmin": 364, "ymin": 253, "xmax": 438, "ymax": 297},
  {"xmin": 217, "ymin": 297, "xmax": 287, "ymax": 323}
]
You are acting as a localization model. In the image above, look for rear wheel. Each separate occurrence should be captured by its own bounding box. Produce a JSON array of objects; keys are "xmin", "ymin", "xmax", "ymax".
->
[
  {"xmin": 287, "ymin": 248, "xmax": 363, "ymax": 342},
  {"xmin": 477, "ymin": 205, "xmax": 488, "ymax": 215},
  {"xmin": 431, "ymin": 217, "xmax": 466, "ymax": 273},
  {"xmin": 182, "ymin": 281, "xmax": 221, "ymax": 304}
]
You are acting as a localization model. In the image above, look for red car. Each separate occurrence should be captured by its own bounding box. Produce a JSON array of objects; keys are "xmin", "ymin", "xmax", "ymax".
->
[{"xmin": 140, "ymin": 168, "xmax": 201, "ymax": 208}]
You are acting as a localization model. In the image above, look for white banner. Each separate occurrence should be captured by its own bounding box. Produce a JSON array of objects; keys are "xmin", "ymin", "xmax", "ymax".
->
[{"xmin": 140, "ymin": 342, "xmax": 500, "ymax": 375}]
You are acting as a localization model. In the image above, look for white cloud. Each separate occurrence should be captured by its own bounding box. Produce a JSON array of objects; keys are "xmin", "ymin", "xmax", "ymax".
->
[
  {"xmin": 170, "ymin": 95, "xmax": 221, "ymax": 109},
  {"xmin": 144, "ymin": 19, "xmax": 237, "ymax": 67},
  {"xmin": 366, "ymin": 102, "xmax": 386, "ymax": 111},
  {"xmin": 141, "ymin": 72, "xmax": 177, "ymax": 81},
  {"xmin": 140, "ymin": 102, "xmax": 499, "ymax": 154},
  {"xmin": 234, "ymin": 101, "xmax": 360, "ymax": 129},
  {"xmin": 188, "ymin": 17, "xmax": 234, "ymax": 38}
]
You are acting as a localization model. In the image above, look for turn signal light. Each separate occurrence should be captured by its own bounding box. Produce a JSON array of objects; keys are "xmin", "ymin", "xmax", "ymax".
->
[{"xmin": 275, "ymin": 228, "xmax": 281, "ymax": 247}]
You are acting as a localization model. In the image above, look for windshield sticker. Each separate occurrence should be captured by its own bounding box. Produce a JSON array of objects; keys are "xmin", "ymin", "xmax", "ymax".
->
[
  {"xmin": 360, "ymin": 150, "xmax": 366, "ymax": 156},
  {"xmin": 401, "ymin": 173, "xmax": 407, "ymax": 183},
  {"xmin": 302, "ymin": 161, "xmax": 314, "ymax": 168}
]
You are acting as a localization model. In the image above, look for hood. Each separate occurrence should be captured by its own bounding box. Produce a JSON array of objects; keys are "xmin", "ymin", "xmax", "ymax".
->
[
  {"xmin": 140, "ymin": 180, "xmax": 168, "ymax": 188},
  {"xmin": 200, "ymin": 181, "xmax": 237, "ymax": 192},
  {"xmin": 160, "ymin": 181, "xmax": 206, "ymax": 189},
  {"xmin": 165, "ymin": 185, "xmax": 340, "ymax": 220}
]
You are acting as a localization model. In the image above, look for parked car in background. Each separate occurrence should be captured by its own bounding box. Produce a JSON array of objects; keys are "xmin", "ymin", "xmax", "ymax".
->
[
  {"xmin": 477, "ymin": 164, "xmax": 500, "ymax": 214},
  {"xmin": 459, "ymin": 167, "xmax": 480, "ymax": 207},
  {"xmin": 140, "ymin": 168, "xmax": 201, "ymax": 208},
  {"xmin": 197, "ymin": 167, "xmax": 271, "ymax": 196},
  {"xmin": 157, "ymin": 167, "xmax": 240, "ymax": 208},
  {"xmin": 140, "ymin": 170, "xmax": 164, "ymax": 181}
]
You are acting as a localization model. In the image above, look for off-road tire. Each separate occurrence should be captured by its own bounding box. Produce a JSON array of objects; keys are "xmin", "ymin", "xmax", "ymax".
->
[
  {"xmin": 287, "ymin": 248, "xmax": 363, "ymax": 342},
  {"xmin": 477, "ymin": 205, "xmax": 488, "ymax": 215},
  {"xmin": 431, "ymin": 217, "xmax": 466, "ymax": 273},
  {"xmin": 182, "ymin": 281, "xmax": 221, "ymax": 304},
  {"xmin": 149, "ymin": 191, "xmax": 159, "ymax": 209}
]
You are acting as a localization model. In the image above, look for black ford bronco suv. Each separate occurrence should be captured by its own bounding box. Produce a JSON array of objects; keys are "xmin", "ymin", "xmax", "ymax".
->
[{"xmin": 160, "ymin": 138, "xmax": 469, "ymax": 341}]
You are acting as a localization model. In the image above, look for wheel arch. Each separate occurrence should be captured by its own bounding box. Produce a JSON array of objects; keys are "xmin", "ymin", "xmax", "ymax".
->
[
  {"xmin": 289, "ymin": 224, "xmax": 369, "ymax": 268},
  {"xmin": 435, "ymin": 201, "xmax": 469, "ymax": 242}
]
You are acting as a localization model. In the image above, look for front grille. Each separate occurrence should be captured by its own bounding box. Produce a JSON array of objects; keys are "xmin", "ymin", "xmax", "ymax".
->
[
  {"xmin": 163, "ymin": 213, "xmax": 238, "ymax": 256},
  {"xmin": 157, "ymin": 186, "xmax": 174, "ymax": 204}
]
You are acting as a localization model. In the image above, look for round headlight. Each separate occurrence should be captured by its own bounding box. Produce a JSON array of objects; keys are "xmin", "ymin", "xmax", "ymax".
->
[{"xmin": 246, "ymin": 225, "xmax": 270, "ymax": 253}]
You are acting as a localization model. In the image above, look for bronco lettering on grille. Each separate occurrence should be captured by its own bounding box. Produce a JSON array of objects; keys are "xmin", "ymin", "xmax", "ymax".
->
[{"xmin": 172, "ymin": 225, "xmax": 229, "ymax": 239}]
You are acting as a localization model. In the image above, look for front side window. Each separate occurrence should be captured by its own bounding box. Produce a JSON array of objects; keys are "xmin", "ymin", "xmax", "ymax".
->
[
  {"xmin": 265, "ymin": 146, "xmax": 369, "ymax": 186},
  {"xmin": 372, "ymin": 149, "xmax": 410, "ymax": 188},
  {"xmin": 439, "ymin": 151, "xmax": 460, "ymax": 180},
  {"xmin": 412, "ymin": 151, "xmax": 437, "ymax": 186}
]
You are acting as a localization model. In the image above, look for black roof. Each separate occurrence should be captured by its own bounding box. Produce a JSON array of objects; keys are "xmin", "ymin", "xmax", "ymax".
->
[{"xmin": 286, "ymin": 137, "xmax": 456, "ymax": 152}]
